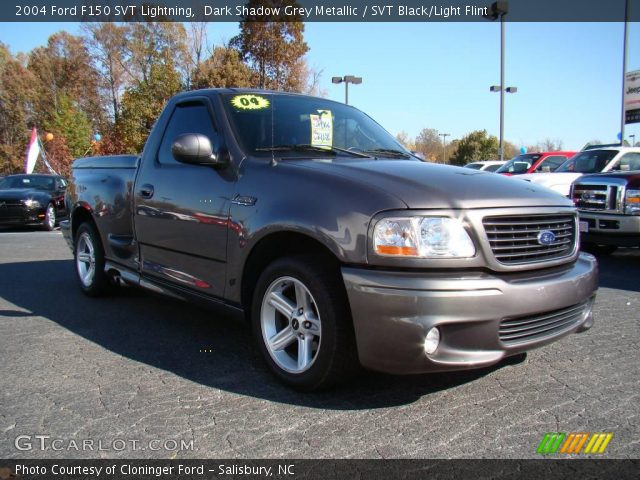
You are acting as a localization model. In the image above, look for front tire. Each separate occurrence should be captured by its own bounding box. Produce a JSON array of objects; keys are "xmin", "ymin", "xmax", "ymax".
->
[
  {"xmin": 251, "ymin": 255, "xmax": 358, "ymax": 391},
  {"xmin": 74, "ymin": 222, "xmax": 111, "ymax": 296},
  {"xmin": 42, "ymin": 203, "xmax": 56, "ymax": 231}
]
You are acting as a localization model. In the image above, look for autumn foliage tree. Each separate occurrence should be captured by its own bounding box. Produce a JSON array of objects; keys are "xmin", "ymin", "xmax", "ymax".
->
[{"xmin": 231, "ymin": 0, "xmax": 309, "ymax": 91}]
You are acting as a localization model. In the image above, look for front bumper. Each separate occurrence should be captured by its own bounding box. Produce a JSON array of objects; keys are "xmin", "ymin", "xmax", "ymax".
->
[
  {"xmin": 342, "ymin": 253, "xmax": 598, "ymax": 374},
  {"xmin": 579, "ymin": 211, "xmax": 640, "ymax": 247},
  {"xmin": 0, "ymin": 205, "xmax": 46, "ymax": 227}
]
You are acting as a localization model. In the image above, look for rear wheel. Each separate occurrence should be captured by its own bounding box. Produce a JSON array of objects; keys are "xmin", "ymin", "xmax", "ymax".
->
[
  {"xmin": 74, "ymin": 222, "xmax": 111, "ymax": 296},
  {"xmin": 251, "ymin": 255, "xmax": 358, "ymax": 390},
  {"xmin": 42, "ymin": 203, "xmax": 56, "ymax": 231}
]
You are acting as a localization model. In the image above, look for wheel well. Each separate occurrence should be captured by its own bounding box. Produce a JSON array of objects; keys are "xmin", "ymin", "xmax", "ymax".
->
[
  {"xmin": 241, "ymin": 232, "xmax": 340, "ymax": 312},
  {"xmin": 71, "ymin": 207, "xmax": 95, "ymax": 244}
]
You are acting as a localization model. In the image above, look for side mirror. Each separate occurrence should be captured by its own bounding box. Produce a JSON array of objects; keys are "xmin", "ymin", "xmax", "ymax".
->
[{"xmin": 171, "ymin": 133, "xmax": 227, "ymax": 168}]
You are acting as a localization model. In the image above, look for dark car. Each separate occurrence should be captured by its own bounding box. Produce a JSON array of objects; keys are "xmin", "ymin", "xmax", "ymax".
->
[{"xmin": 0, "ymin": 174, "xmax": 68, "ymax": 230}]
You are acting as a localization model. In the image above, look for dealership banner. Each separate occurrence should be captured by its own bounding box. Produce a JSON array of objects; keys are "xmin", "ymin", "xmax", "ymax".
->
[
  {"xmin": 625, "ymin": 70, "xmax": 640, "ymax": 125},
  {"xmin": 1, "ymin": 459, "xmax": 639, "ymax": 479},
  {"xmin": 0, "ymin": 0, "xmax": 639, "ymax": 22}
]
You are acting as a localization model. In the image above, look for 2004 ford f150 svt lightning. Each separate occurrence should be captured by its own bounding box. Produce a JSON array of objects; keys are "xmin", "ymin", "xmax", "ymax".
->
[{"xmin": 61, "ymin": 89, "xmax": 598, "ymax": 390}]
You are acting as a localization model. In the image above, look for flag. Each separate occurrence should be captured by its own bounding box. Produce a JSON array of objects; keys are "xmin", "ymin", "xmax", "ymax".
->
[{"xmin": 25, "ymin": 127, "xmax": 40, "ymax": 174}]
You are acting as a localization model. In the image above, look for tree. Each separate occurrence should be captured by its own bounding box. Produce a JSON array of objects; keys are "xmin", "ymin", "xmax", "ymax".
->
[
  {"xmin": 231, "ymin": 0, "xmax": 309, "ymax": 91},
  {"xmin": 28, "ymin": 32, "xmax": 103, "ymax": 132},
  {"xmin": 540, "ymin": 138, "xmax": 564, "ymax": 151},
  {"xmin": 395, "ymin": 131, "xmax": 415, "ymax": 151},
  {"xmin": 83, "ymin": 23, "xmax": 128, "ymax": 123},
  {"xmin": 0, "ymin": 43, "xmax": 34, "ymax": 174},
  {"xmin": 451, "ymin": 130, "xmax": 499, "ymax": 166},
  {"xmin": 414, "ymin": 128, "xmax": 442, "ymax": 162},
  {"xmin": 118, "ymin": 60, "xmax": 182, "ymax": 152},
  {"xmin": 123, "ymin": 22, "xmax": 189, "ymax": 85},
  {"xmin": 49, "ymin": 94, "xmax": 92, "ymax": 161},
  {"xmin": 192, "ymin": 46, "xmax": 254, "ymax": 89},
  {"xmin": 503, "ymin": 140, "xmax": 519, "ymax": 159}
]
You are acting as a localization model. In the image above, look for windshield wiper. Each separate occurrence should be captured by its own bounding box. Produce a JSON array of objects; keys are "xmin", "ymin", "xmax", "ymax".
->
[
  {"xmin": 362, "ymin": 148, "xmax": 412, "ymax": 159},
  {"xmin": 255, "ymin": 144, "xmax": 371, "ymax": 158}
]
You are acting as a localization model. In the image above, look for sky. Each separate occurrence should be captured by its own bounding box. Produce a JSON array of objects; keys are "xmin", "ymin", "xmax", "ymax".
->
[{"xmin": 1, "ymin": 20, "xmax": 639, "ymax": 151}]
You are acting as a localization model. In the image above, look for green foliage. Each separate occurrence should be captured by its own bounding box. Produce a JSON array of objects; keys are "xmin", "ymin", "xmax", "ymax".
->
[
  {"xmin": 48, "ymin": 94, "xmax": 92, "ymax": 160},
  {"xmin": 118, "ymin": 60, "xmax": 182, "ymax": 152},
  {"xmin": 451, "ymin": 130, "xmax": 499, "ymax": 166}
]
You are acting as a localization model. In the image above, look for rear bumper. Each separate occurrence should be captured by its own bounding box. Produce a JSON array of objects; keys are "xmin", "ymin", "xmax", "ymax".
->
[
  {"xmin": 579, "ymin": 211, "xmax": 640, "ymax": 247},
  {"xmin": 342, "ymin": 253, "xmax": 598, "ymax": 374}
]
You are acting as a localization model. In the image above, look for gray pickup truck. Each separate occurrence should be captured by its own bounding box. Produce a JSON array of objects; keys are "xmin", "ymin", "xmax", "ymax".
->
[{"xmin": 62, "ymin": 89, "xmax": 598, "ymax": 390}]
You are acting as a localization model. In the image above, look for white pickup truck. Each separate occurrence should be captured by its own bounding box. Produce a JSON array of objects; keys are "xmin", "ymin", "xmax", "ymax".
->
[{"xmin": 517, "ymin": 147, "xmax": 640, "ymax": 197}]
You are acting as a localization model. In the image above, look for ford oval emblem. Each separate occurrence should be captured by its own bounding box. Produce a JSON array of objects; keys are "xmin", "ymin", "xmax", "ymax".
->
[{"xmin": 537, "ymin": 230, "xmax": 556, "ymax": 245}]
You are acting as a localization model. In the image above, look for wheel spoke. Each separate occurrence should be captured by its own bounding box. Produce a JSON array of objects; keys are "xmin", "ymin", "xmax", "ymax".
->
[
  {"xmin": 268, "ymin": 326, "xmax": 296, "ymax": 351},
  {"xmin": 294, "ymin": 282, "xmax": 312, "ymax": 312},
  {"xmin": 297, "ymin": 334, "xmax": 313, "ymax": 370},
  {"xmin": 77, "ymin": 253, "xmax": 92, "ymax": 263},
  {"xmin": 268, "ymin": 291, "xmax": 295, "ymax": 318}
]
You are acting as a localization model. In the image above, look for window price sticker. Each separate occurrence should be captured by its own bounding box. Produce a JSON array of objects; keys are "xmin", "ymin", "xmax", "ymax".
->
[{"xmin": 310, "ymin": 110, "xmax": 333, "ymax": 149}]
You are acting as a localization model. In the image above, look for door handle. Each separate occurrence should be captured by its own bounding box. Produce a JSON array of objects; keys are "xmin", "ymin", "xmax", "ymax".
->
[{"xmin": 139, "ymin": 184, "xmax": 154, "ymax": 199}]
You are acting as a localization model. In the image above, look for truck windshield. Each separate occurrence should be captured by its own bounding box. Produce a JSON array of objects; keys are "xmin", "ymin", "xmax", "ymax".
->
[
  {"xmin": 556, "ymin": 150, "xmax": 617, "ymax": 173},
  {"xmin": 495, "ymin": 154, "xmax": 542, "ymax": 174},
  {"xmin": 221, "ymin": 92, "xmax": 412, "ymax": 159}
]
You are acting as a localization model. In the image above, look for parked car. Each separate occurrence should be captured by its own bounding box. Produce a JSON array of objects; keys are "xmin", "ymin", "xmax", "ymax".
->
[
  {"xmin": 463, "ymin": 160, "xmax": 506, "ymax": 172},
  {"xmin": 518, "ymin": 147, "xmax": 640, "ymax": 197},
  {"xmin": 571, "ymin": 169, "xmax": 640, "ymax": 254},
  {"xmin": 495, "ymin": 152, "xmax": 576, "ymax": 176},
  {"xmin": 61, "ymin": 89, "xmax": 598, "ymax": 390},
  {"xmin": 0, "ymin": 174, "xmax": 67, "ymax": 230}
]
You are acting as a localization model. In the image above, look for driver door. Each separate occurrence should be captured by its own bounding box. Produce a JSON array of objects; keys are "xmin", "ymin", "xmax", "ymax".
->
[{"xmin": 134, "ymin": 98, "xmax": 235, "ymax": 299}]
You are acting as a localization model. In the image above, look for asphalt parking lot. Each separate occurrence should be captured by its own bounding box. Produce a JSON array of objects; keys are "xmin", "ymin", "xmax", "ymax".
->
[{"xmin": 0, "ymin": 228, "xmax": 638, "ymax": 459}]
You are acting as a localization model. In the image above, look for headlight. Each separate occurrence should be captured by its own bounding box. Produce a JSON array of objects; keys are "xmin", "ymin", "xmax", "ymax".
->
[
  {"xmin": 373, "ymin": 216, "xmax": 476, "ymax": 258},
  {"xmin": 625, "ymin": 189, "xmax": 640, "ymax": 215},
  {"xmin": 23, "ymin": 199, "xmax": 41, "ymax": 208}
]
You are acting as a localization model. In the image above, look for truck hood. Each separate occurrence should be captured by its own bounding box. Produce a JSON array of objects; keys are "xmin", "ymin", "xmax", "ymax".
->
[{"xmin": 290, "ymin": 159, "xmax": 573, "ymax": 209}]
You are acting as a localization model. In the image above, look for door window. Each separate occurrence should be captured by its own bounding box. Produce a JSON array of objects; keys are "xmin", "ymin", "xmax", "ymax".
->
[{"xmin": 158, "ymin": 102, "xmax": 218, "ymax": 165}]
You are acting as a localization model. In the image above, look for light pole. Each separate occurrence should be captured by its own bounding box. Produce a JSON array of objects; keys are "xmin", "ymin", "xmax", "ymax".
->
[
  {"xmin": 439, "ymin": 133, "xmax": 450, "ymax": 163},
  {"xmin": 485, "ymin": 1, "xmax": 516, "ymax": 161},
  {"xmin": 332, "ymin": 75, "xmax": 362, "ymax": 105},
  {"xmin": 630, "ymin": 134, "xmax": 636, "ymax": 146}
]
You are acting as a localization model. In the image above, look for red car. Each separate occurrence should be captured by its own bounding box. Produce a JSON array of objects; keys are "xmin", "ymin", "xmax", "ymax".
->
[{"xmin": 496, "ymin": 151, "xmax": 576, "ymax": 176}]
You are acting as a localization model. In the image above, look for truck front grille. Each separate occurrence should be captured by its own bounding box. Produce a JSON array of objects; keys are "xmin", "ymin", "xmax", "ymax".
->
[
  {"xmin": 483, "ymin": 214, "xmax": 576, "ymax": 265},
  {"xmin": 499, "ymin": 301, "xmax": 590, "ymax": 346},
  {"xmin": 572, "ymin": 184, "xmax": 617, "ymax": 211}
]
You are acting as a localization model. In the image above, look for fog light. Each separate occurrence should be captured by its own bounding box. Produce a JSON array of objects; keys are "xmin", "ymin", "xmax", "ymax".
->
[{"xmin": 424, "ymin": 327, "xmax": 440, "ymax": 355}]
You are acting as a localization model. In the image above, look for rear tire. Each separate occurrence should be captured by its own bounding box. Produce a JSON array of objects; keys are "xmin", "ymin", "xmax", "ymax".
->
[
  {"xmin": 74, "ymin": 222, "xmax": 111, "ymax": 296},
  {"xmin": 251, "ymin": 255, "xmax": 358, "ymax": 391}
]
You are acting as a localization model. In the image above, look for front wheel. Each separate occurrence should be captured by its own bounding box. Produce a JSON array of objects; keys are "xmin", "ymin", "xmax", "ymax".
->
[
  {"xmin": 74, "ymin": 222, "xmax": 111, "ymax": 296},
  {"xmin": 251, "ymin": 255, "xmax": 358, "ymax": 391},
  {"xmin": 42, "ymin": 203, "xmax": 56, "ymax": 231}
]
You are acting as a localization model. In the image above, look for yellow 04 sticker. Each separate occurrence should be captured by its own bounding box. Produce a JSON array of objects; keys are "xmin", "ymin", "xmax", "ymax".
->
[{"xmin": 231, "ymin": 94, "xmax": 270, "ymax": 110}]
